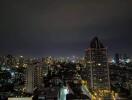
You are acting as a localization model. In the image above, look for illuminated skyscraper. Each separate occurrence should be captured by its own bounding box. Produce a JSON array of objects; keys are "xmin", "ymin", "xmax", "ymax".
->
[{"xmin": 85, "ymin": 37, "xmax": 110, "ymax": 91}]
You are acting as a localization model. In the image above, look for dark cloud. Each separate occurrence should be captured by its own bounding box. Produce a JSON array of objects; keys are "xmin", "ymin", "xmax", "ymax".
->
[{"xmin": 0, "ymin": 0, "xmax": 132, "ymax": 56}]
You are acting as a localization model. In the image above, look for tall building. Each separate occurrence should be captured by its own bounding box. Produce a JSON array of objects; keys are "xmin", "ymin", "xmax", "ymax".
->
[
  {"xmin": 25, "ymin": 63, "xmax": 44, "ymax": 93},
  {"xmin": 85, "ymin": 37, "xmax": 110, "ymax": 91},
  {"xmin": 114, "ymin": 53, "xmax": 120, "ymax": 65}
]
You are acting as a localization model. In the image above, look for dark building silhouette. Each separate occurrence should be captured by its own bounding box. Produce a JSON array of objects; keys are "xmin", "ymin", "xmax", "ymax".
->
[{"xmin": 115, "ymin": 53, "xmax": 120, "ymax": 64}]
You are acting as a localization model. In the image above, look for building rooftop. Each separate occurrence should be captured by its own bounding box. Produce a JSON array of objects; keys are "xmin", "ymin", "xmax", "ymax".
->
[{"xmin": 90, "ymin": 36, "xmax": 104, "ymax": 48}]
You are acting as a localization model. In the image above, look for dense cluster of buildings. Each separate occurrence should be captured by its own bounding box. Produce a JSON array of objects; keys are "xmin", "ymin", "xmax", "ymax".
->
[{"xmin": 0, "ymin": 37, "xmax": 132, "ymax": 100}]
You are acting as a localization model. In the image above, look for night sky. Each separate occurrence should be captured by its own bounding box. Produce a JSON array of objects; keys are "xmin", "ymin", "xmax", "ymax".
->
[{"xmin": 1, "ymin": 0, "xmax": 132, "ymax": 57}]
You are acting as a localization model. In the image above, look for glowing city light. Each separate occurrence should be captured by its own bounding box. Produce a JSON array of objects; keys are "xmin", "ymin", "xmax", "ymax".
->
[
  {"xmin": 98, "ymin": 63, "xmax": 101, "ymax": 66},
  {"xmin": 20, "ymin": 56, "xmax": 23, "ymax": 58},
  {"xmin": 126, "ymin": 59, "xmax": 131, "ymax": 63}
]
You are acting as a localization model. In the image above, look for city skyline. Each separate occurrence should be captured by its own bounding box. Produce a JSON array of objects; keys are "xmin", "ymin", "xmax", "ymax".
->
[
  {"xmin": 1, "ymin": 0, "xmax": 132, "ymax": 100},
  {"xmin": 1, "ymin": 0, "xmax": 132, "ymax": 57}
]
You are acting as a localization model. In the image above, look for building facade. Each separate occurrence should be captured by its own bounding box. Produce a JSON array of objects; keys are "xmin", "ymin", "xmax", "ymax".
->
[
  {"xmin": 25, "ymin": 63, "xmax": 44, "ymax": 93},
  {"xmin": 85, "ymin": 37, "xmax": 110, "ymax": 91}
]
